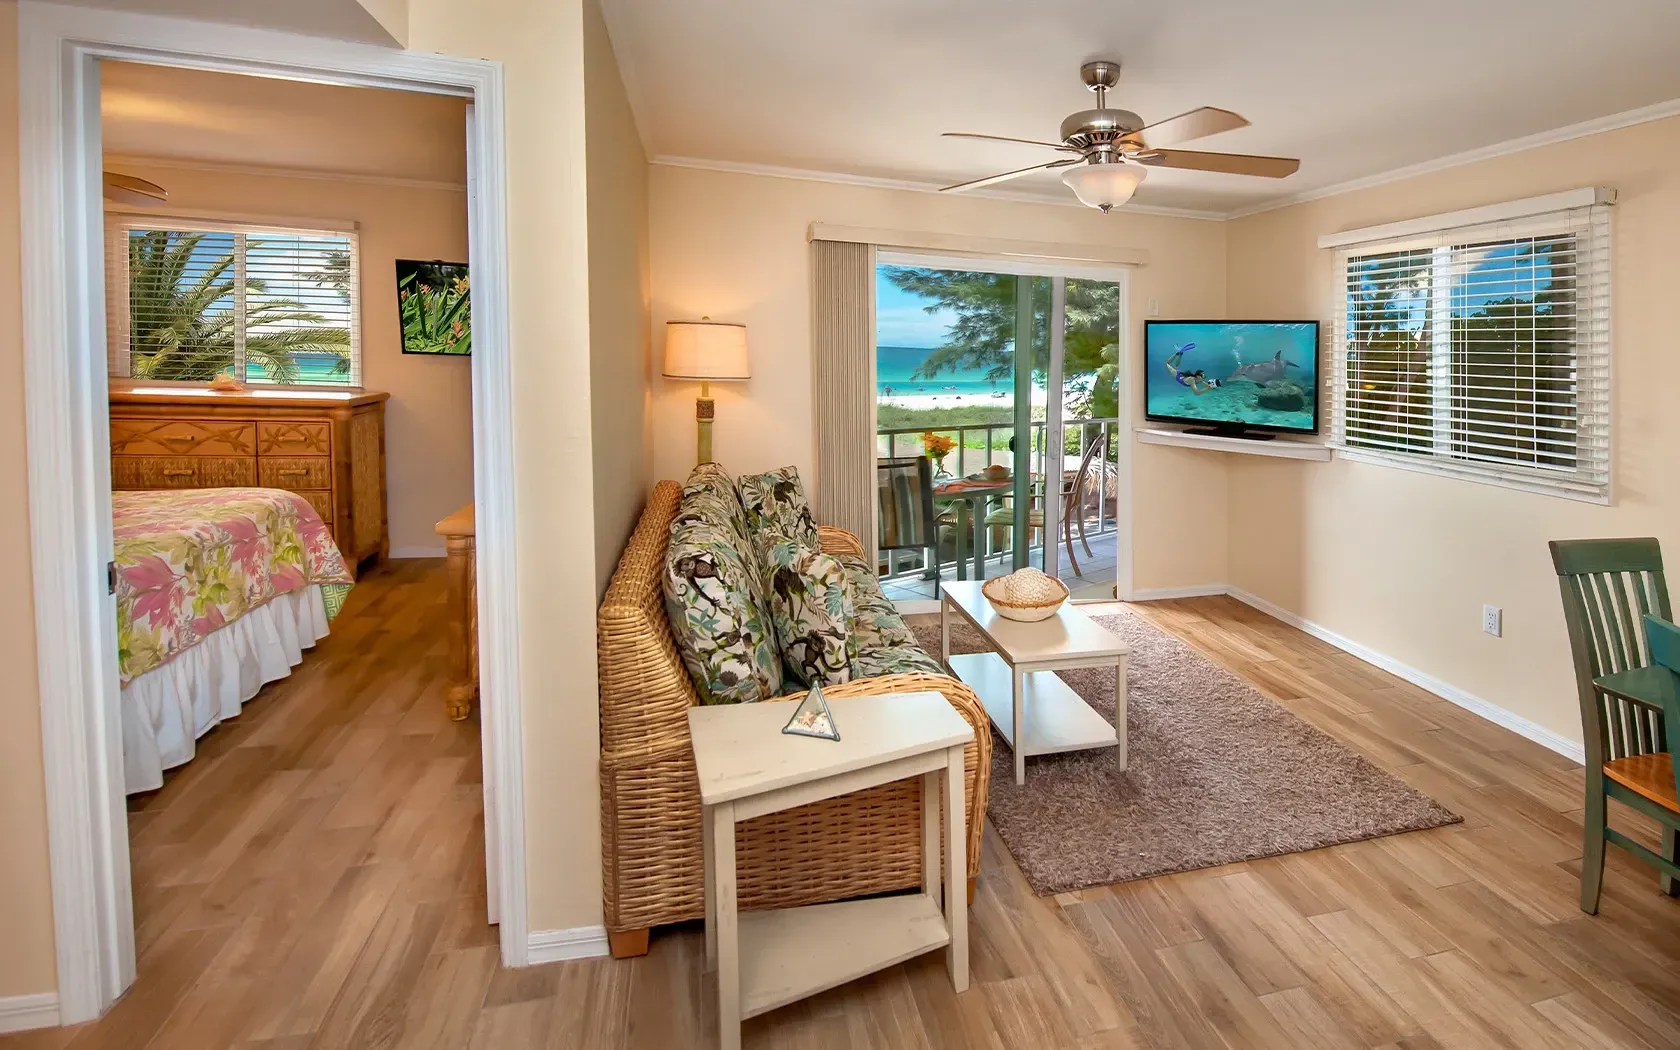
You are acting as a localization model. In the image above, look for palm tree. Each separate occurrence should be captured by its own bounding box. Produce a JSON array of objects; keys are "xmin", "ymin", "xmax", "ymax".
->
[{"xmin": 126, "ymin": 231, "xmax": 352, "ymax": 384}]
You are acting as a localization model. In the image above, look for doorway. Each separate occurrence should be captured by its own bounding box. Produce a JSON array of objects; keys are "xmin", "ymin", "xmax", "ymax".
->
[
  {"xmin": 20, "ymin": 5, "xmax": 526, "ymax": 1023},
  {"xmin": 874, "ymin": 251, "xmax": 1130, "ymax": 604}
]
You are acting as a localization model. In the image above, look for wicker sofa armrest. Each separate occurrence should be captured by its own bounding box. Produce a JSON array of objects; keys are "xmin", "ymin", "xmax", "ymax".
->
[
  {"xmin": 817, "ymin": 525, "xmax": 865, "ymax": 557},
  {"xmin": 598, "ymin": 481, "xmax": 698, "ymax": 757},
  {"xmin": 773, "ymin": 671, "xmax": 992, "ymax": 879}
]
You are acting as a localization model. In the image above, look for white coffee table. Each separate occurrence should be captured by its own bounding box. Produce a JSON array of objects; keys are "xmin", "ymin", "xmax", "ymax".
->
[
  {"xmin": 687, "ymin": 690, "xmax": 972, "ymax": 1050},
  {"xmin": 940, "ymin": 580, "xmax": 1129, "ymax": 785}
]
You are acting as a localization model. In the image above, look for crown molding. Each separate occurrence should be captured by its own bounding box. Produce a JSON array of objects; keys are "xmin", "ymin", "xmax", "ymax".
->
[
  {"xmin": 1226, "ymin": 95, "xmax": 1680, "ymax": 221},
  {"xmin": 103, "ymin": 153, "xmax": 467, "ymax": 193},
  {"xmin": 649, "ymin": 154, "xmax": 1229, "ymax": 221}
]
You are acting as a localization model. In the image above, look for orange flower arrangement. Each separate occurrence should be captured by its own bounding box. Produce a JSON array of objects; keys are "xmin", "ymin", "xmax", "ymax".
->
[{"xmin": 921, "ymin": 431, "xmax": 957, "ymax": 476}]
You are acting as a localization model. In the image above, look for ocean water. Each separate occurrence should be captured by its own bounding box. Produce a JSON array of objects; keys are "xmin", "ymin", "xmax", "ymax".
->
[
  {"xmin": 877, "ymin": 345, "xmax": 1042, "ymax": 399},
  {"xmin": 247, "ymin": 351, "xmax": 354, "ymax": 386},
  {"xmin": 1144, "ymin": 322, "xmax": 1319, "ymax": 431}
]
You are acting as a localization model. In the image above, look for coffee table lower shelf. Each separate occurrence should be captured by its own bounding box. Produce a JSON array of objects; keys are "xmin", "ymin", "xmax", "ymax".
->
[
  {"xmin": 948, "ymin": 651, "xmax": 1119, "ymax": 758},
  {"xmin": 739, "ymin": 893, "xmax": 949, "ymax": 1019}
]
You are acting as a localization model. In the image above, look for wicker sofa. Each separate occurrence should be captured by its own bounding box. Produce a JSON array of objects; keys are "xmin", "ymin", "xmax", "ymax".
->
[{"xmin": 596, "ymin": 479, "xmax": 993, "ymax": 958}]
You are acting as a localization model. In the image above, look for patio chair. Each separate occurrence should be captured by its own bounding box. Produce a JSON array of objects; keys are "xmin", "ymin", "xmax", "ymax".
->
[
  {"xmin": 877, "ymin": 455, "xmax": 942, "ymax": 596},
  {"xmin": 1550, "ymin": 537, "xmax": 1680, "ymax": 912},
  {"xmin": 984, "ymin": 433, "xmax": 1105, "ymax": 577}
]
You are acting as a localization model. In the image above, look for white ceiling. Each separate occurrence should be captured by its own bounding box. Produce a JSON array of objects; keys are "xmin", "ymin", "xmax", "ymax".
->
[
  {"xmin": 101, "ymin": 60, "xmax": 468, "ymax": 185},
  {"xmin": 600, "ymin": 0, "xmax": 1680, "ymax": 216}
]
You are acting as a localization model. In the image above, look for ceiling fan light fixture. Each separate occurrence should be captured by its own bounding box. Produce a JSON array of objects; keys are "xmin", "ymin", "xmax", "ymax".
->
[{"xmin": 1062, "ymin": 160, "xmax": 1145, "ymax": 213}]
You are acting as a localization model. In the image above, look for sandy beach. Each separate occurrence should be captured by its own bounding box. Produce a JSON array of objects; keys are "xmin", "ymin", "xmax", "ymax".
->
[{"xmin": 877, "ymin": 391, "xmax": 1044, "ymax": 411}]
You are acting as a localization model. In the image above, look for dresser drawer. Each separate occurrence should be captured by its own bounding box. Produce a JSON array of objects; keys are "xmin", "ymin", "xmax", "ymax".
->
[
  {"xmin": 110, "ymin": 419, "xmax": 257, "ymax": 457},
  {"xmin": 112, "ymin": 456, "xmax": 258, "ymax": 489},
  {"xmin": 257, "ymin": 421, "xmax": 331, "ymax": 456},
  {"xmin": 260, "ymin": 457, "xmax": 333, "ymax": 489},
  {"xmin": 289, "ymin": 489, "xmax": 335, "ymax": 523}
]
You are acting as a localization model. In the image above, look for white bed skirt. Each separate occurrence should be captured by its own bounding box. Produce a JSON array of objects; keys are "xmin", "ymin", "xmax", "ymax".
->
[{"xmin": 122, "ymin": 584, "xmax": 332, "ymax": 794}]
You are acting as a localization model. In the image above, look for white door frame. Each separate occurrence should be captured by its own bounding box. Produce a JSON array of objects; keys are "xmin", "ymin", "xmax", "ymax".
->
[{"xmin": 18, "ymin": 2, "xmax": 529, "ymax": 1023}]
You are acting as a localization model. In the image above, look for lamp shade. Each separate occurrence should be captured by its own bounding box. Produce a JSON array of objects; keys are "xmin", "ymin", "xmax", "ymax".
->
[
  {"xmin": 1061, "ymin": 161, "xmax": 1146, "ymax": 213},
  {"xmin": 663, "ymin": 320, "xmax": 750, "ymax": 380}
]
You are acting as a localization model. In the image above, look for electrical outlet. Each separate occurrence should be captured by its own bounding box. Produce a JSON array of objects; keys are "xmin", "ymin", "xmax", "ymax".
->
[
  {"xmin": 1482, "ymin": 604, "xmax": 1503, "ymax": 637},
  {"xmin": 1147, "ymin": 296, "xmax": 1160, "ymax": 317}
]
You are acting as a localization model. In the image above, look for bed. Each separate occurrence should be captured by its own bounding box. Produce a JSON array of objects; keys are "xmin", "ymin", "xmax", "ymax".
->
[{"xmin": 114, "ymin": 488, "xmax": 355, "ymax": 794}]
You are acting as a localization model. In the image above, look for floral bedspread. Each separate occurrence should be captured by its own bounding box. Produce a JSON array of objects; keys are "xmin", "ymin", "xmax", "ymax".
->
[{"xmin": 113, "ymin": 488, "xmax": 354, "ymax": 682}]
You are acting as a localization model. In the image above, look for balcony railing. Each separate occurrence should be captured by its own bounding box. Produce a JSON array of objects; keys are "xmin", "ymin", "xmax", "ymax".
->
[{"xmin": 876, "ymin": 416, "xmax": 1121, "ymax": 580}]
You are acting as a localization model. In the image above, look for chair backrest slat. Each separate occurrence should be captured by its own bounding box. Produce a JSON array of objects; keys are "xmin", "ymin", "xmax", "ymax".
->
[
  {"xmin": 1639, "ymin": 615, "xmax": 1680, "ymax": 798},
  {"xmin": 1551, "ymin": 538, "xmax": 1669, "ymax": 765}
]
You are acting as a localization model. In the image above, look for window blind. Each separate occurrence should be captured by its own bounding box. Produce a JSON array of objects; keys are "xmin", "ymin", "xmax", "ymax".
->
[
  {"xmin": 1330, "ymin": 201, "xmax": 1611, "ymax": 502},
  {"xmin": 105, "ymin": 216, "xmax": 362, "ymax": 388}
]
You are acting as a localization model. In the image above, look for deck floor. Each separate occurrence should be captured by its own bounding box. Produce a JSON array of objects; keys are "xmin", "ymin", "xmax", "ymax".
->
[{"xmin": 882, "ymin": 529, "xmax": 1119, "ymax": 604}]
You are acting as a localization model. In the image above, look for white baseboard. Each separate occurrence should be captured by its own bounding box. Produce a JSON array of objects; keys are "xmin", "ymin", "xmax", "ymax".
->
[
  {"xmin": 1224, "ymin": 586, "xmax": 1585, "ymax": 765},
  {"xmin": 527, "ymin": 925, "xmax": 609, "ymax": 964},
  {"xmin": 0, "ymin": 993, "xmax": 59, "ymax": 1034},
  {"xmin": 1128, "ymin": 583, "xmax": 1231, "ymax": 601},
  {"xmin": 388, "ymin": 545, "xmax": 448, "ymax": 559}
]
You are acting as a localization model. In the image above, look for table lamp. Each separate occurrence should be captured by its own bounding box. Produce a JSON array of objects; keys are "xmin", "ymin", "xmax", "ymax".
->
[{"xmin": 664, "ymin": 318, "xmax": 749, "ymax": 464}]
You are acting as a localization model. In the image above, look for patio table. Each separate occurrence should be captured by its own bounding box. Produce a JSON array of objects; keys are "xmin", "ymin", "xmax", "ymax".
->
[{"xmin": 932, "ymin": 478, "xmax": 1015, "ymax": 582}]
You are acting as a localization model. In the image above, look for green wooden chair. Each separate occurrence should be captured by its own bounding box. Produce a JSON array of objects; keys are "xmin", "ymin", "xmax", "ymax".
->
[
  {"xmin": 1550, "ymin": 537, "xmax": 1680, "ymax": 912},
  {"xmin": 877, "ymin": 455, "xmax": 946, "ymax": 595}
]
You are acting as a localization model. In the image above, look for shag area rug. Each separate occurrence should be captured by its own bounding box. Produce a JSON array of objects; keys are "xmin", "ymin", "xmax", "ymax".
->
[{"xmin": 907, "ymin": 610, "xmax": 1460, "ymax": 895}]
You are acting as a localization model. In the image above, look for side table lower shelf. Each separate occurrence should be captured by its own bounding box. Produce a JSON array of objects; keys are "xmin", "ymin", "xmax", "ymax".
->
[{"xmin": 739, "ymin": 893, "xmax": 950, "ymax": 1019}]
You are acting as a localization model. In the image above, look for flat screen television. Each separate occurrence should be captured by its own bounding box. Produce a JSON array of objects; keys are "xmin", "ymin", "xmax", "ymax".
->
[{"xmin": 1144, "ymin": 320, "xmax": 1320, "ymax": 437}]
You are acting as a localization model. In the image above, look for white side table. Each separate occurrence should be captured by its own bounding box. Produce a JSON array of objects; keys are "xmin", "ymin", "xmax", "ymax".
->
[{"xmin": 688, "ymin": 690, "xmax": 973, "ymax": 1050}]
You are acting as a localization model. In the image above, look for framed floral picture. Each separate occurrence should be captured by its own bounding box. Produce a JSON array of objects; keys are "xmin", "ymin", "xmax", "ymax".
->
[{"xmin": 396, "ymin": 259, "xmax": 471, "ymax": 355}]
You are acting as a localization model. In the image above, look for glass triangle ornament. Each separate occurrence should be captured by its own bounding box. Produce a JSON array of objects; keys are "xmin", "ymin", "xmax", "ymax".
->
[{"xmin": 782, "ymin": 682, "xmax": 840, "ymax": 741}]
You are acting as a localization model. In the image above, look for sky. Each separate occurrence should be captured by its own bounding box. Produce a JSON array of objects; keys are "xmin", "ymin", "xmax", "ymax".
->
[{"xmin": 875, "ymin": 267, "xmax": 958, "ymax": 348}]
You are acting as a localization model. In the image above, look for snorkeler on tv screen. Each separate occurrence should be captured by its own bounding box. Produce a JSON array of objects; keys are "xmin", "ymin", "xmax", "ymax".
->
[{"xmin": 1165, "ymin": 343, "xmax": 1219, "ymax": 395}]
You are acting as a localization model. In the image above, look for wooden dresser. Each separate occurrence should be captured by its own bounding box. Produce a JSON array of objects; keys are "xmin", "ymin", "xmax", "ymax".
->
[{"xmin": 109, "ymin": 389, "xmax": 390, "ymax": 575}]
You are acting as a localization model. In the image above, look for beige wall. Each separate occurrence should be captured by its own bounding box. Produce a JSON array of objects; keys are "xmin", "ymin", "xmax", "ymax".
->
[
  {"xmin": 583, "ymin": 0, "xmax": 651, "ymax": 598},
  {"xmin": 647, "ymin": 164, "xmax": 1232, "ymax": 592},
  {"xmin": 1226, "ymin": 115, "xmax": 1680, "ymax": 748},
  {"xmin": 106, "ymin": 161, "xmax": 474, "ymax": 554},
  {"xmin": 0, "ymin": 0, "xmax": 59, "ymax": 1001},
  {"xmin": 407, "ymin": 0, "xmax": 603, "ymax": 934}
]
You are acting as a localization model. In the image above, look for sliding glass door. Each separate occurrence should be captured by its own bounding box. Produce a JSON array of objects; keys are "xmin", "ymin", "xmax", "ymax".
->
[{"xmin": 875, "ymin": 256, "xmax": 1122, "ymax": 602}]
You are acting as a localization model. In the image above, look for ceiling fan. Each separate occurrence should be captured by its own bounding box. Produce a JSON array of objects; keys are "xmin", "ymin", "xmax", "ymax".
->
[{"xmin": 941, "ymin": 59, "xmax": 1300, "ymax": 212}]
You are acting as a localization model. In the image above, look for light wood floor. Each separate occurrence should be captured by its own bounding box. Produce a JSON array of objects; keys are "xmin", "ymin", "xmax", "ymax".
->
[{"xmin": 6, "ymin": 570, "xmax": 1679, "ymax": 1049}]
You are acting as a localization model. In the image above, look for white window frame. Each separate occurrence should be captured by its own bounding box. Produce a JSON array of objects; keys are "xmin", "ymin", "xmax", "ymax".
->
[
  {"xmin": 105, "ymin": 212, "xmax": 363, "ymax": 389},
  {"xmin": 1322, "ymin": 189, "xmax": 1614, "ymax": 504}
]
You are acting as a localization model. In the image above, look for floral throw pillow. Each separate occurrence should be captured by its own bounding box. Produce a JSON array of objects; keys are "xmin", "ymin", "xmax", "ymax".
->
[
  {"xmin": 738, "ymin": 465, "xmax": 819, "ymax": 547},
  {"xmin": 752, "ymin": 532, "xmax": 854, "ymax": 689},
  {"xmin": 664, "ymin": 510, "xmax": 783, "ymax": 705},
  {"xmin": 684, "ymin": 462, "xmax": 748, "ymax": 544}
]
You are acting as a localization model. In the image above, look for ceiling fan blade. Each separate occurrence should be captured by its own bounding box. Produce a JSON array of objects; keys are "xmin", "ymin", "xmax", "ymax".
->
[
  {"xmin": 1133, "ymin": 107, "xmax": 1249, "ymax": 149},
  {"xmin": 939, "ymin": 158, "xmax": 1080, "ymax": 193},
  {"xmin": 1133, "ymin": 148, "xmax": 1300, "ymax": 178},
  {"xmin": 103, "ymin": 171, "xmax": 168, "ymax": 206},
  {"xmin": 943, "ymin": 131, "xmax": 1078, "ymax": 152}
]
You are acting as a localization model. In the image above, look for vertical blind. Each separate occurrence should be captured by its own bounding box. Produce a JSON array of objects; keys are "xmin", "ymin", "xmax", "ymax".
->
[
  {"xmin": 1331, "ymin": 202, "xmax": 1611, "ymax": 502},
  {"xmin": 811, "ymin": 238, "xmax": 878, "ymax": 550},
  {"xmin": 105, "ymin": 216, "xmax": 362, "ymax": 387}
]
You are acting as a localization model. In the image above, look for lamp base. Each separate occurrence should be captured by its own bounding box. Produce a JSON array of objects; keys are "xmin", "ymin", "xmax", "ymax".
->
[{"xmin": 696, "ymin": 389, "xmax": 714, "ymax": 464}]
